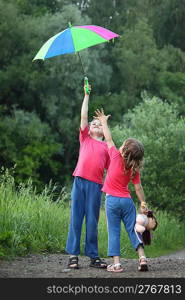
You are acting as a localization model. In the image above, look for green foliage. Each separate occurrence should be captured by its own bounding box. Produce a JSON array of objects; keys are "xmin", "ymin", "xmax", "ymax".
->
[
  {"xmin": 153, "ymin": 45, "xmax": 185, "ymax": 115},
  {"xmin": 0, "ymin": 1, "xmax": 114, "ymax": 187},
  {"xmin": 157, "ymin": 71, "xmax": 185, "ymax": 115},
  {"xmin": 0, "ymin": 0, "xmax": 185, "ymax": 191},
  {"xmin": 5, "ymin": 0, "xmax": 66, "ymax": 15},
  {"xmin": 0, "ymin": 109, "xmax": 62, "ymax": 187},
  {"xmin": 90, "ymin": 91, "xmax": 137, "ymax": 124},
  {"xmin": 111, "ymin": 94, "xmax": 185, "ymax": 220},
  {"xmin": 0, "ymin": 170, "xmax": 185, "ymax": 259},
  {"xmin": 113, "ymin": 18, "xmax": 159, "ymax": 95},
  {"xmin": 150, "ymin": 0, "xmax": 185, "ymax": 51},
  {"xmin": 0, "ymin": 169, "xmax": 70, "ymax": 258}
]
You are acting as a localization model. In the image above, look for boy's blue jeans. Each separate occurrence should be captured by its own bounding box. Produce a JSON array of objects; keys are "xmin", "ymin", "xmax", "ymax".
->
[
  {"xmin": 65, "ymin": 177, "xmax": 102, "ymax": 258},
  {"xmin": 105, "ymin": 195, "xmax": 143, "ymax": 256}
]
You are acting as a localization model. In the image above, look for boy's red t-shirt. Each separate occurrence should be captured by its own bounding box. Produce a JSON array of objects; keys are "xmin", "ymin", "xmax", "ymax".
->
[
  {"xmin": 73, "ymin": 126, "xmax": 110, "ymax": 184},
  {"xmin": 102, "ymin": 145, "xmax": 141, "ymax": 197}
]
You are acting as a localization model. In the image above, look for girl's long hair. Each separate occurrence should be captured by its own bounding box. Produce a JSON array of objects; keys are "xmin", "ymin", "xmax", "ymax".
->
[
  {"xmin": 142, "ymin": 211, "xmax": 158, "ymax": 245},
  {"xmin": 142, "ymin": 230, "xmax": 152, "ymax": 245},
  {"xmin": 120, "ymin": 138, "xmax": 144, "ymax": 178}
]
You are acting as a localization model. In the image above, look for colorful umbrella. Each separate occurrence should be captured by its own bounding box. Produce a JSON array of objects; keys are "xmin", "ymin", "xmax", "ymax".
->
[{"xmin": 33, "ymin": 24, "xmax": 119, "ymax": 94}]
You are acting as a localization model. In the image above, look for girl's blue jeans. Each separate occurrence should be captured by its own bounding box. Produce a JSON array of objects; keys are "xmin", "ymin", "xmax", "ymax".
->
[
  {"xmin": 65, "ymin": 177, "xmax": 102, "ymax": 258},
  {"xmin": 105, "ymin": 195, "xmax": 143, "ymax": 256}
]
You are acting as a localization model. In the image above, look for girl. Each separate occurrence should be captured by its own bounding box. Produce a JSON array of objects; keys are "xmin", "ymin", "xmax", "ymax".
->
[{"xmin": 94, "ymin": 108, "xmax": 149, "ymax": 272}]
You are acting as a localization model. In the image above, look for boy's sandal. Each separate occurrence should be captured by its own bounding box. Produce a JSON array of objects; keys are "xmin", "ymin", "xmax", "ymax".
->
[
  {"xmin": 138, "ymin": 256, "xmax": 148, "ymax": 272},
  {"xmin": 90, "ymin": 257, "xmax": 107, "ymax": 269},
  {"xmin": 107, "ymin": 263, "xmax": 123, "ymax": 273},
  {"xmin": 68, "ymin": 256, "xmax": 79, "ymax": 269}
]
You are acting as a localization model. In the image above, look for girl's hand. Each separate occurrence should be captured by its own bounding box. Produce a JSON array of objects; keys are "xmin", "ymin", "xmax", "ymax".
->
[
  {"xmin": 140, "ymin": 201, "xmax": 148, "ymax": 214},
  {"xmin": 94, "ymin": 108, "xmax": 111, "ymax": 123}
]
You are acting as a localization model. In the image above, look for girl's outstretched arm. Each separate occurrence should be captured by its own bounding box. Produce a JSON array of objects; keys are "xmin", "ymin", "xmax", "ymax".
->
[
  {"xmin": 94, "ymin": 108, "xmax": 114, "ymax": 148},
  {"xmin": 134, "ymin": 183, "xmax": 148, "ymax": 214}
]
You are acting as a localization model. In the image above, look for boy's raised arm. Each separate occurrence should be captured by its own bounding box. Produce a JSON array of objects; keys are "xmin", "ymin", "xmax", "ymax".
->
[{"xmin": 80, "ymin": 85, "xmax": 91, "ymax": 130}]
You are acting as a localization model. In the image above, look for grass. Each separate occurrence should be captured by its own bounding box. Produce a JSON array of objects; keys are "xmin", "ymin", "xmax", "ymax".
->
[
  {"xmin": 0, "ymin": 169, "xmax": 70, "ymax": 258},
  {"xmin": 0, "ymin": 169, "xmax": 185, "ymax": 260},
  {"xmin": 98, "ymin": 208, "xmax": 185, "ymax": 259}
]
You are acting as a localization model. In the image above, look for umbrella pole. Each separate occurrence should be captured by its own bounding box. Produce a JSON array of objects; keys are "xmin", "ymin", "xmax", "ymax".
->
[
  {"xmin": 77, "ymin": 52, "xmax": 90, "ymax": 95},
  {"xmin": 77, "ymin": 52, "xmax": 86, "ymax": 77}
]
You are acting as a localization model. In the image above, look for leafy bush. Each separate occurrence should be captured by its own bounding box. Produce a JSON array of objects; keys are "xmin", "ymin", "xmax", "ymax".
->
[
  {"xmin": 0, "ymin": 109, "xmax": 62, "ymax": 188},
  {"xmin": 111, "ymin": 94, "xmax": 185, "ymax": 220}
]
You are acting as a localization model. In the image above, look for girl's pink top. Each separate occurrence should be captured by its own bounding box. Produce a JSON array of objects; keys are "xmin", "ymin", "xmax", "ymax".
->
[{"xmin": 102, "ymin": 146, "xmax": 140, "ymax": 197}]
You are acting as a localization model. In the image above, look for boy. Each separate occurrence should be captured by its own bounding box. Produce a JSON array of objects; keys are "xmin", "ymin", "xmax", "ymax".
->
[{"xmin": 65, "ymin": 83, "xmax": 109, "ymax": 269}]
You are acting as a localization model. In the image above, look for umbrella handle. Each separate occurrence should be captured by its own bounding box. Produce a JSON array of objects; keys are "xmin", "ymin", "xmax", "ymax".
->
[{"xmin": 84, "ymin": 76, "xmax": 90, "ymax": 95}]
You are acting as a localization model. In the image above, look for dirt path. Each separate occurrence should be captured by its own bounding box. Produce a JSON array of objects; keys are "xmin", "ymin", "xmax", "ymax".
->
[{"xmin": 0, "ymin": 250, "xmax": 185, "ymax": 278}]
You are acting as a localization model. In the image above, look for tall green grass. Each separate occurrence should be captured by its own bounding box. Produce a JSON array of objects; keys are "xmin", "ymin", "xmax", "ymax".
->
[
  {"xmin": 0, "ymin": 169, "xmax": 70, "ymax": 258},
  {"xmin": 0, "ymin": 169, "xmax": 185, "ymax": 259},
  {"xmin": 98, "ymin": 208, "xmax": 185, "ymax": 258}
]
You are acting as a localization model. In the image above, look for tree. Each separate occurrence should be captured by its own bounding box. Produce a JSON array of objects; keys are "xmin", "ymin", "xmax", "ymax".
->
[
  {"xmin": 149, "ymin": 0, "xmax": 185, "ymax": 51},
  {"xmin": 0, "ymin": 109, "xmax": 62, "ymax": 188},
  {"xmin": 112, "ymin": 18, "xmax": 159, "ymax": 102},
  {"xmin": 5, "ymin": 0, "xmax": 66, "ymax": 15},
  {"xmin": 155, "ymin": 45, "xmax": 185, "ymax": 115},
  {"xmin": 111, "ymin": 94, "xmax": 185, "ymax": 220},
  {"xmin": 0, "ymin": 1, "xmax": 113, "ymax": 187}
]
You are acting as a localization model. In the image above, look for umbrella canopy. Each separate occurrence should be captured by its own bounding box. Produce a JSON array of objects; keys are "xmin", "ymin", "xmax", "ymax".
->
[{"xmin": 33, "ymin": 24, "xmax": 119, "ymax": 61}]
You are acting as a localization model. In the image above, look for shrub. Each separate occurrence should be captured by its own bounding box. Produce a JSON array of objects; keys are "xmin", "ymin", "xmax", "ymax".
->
[{"xmin": 111, "ymin": 94, "xmax": 185, "ymax": 220}]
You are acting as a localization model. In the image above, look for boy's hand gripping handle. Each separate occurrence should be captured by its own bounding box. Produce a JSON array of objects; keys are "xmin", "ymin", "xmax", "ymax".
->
[{"xmin": 84, "ymin": 76, "xmax": 90, "ymax": 95}]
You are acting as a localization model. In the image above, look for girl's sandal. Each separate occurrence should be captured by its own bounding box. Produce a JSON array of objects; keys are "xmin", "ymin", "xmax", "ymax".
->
[
  {"xmin": 138, "ymin": 256, "xmax": 148, "ymax": 272},
  {"xmin": 107, "ymin": 263, "xmax": 123, "ymax": 273},
  {"xmin": 68, "ymin": 256, "xmax": 79, "ymax": 269}
]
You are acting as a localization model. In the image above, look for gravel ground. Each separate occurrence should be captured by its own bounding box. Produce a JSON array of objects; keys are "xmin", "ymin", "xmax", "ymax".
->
[{"xmin": 0, "ymin": 250, "xmax": 185, "ymax": 278}]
